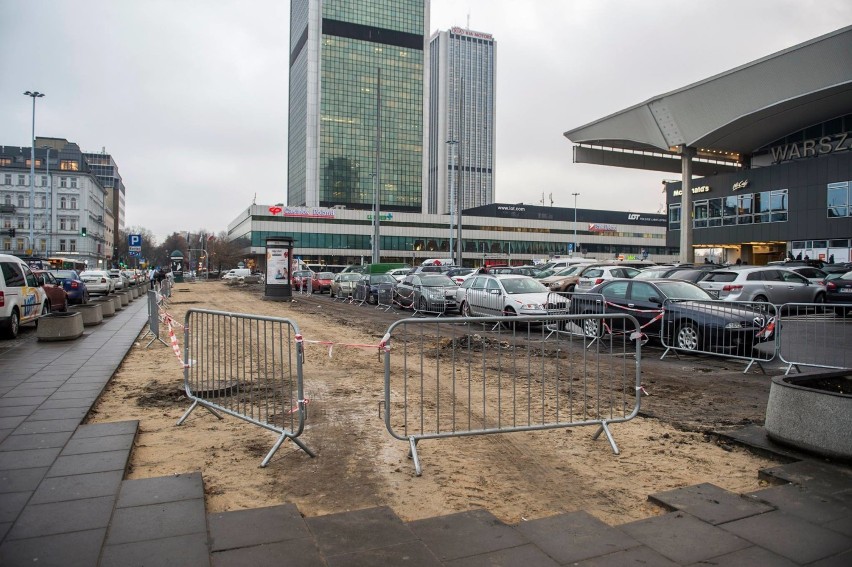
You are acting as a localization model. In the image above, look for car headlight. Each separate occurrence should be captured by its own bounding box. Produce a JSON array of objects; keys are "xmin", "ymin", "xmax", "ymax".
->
[{"xmin": 522, "ymin": 303, "xmax": 545, "ymax": 310}]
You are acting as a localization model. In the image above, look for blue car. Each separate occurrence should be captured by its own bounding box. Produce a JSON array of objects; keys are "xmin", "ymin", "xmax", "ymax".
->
[{"xmin": 50, "ymin": 269, "xmax": 90, "ymax": 304}]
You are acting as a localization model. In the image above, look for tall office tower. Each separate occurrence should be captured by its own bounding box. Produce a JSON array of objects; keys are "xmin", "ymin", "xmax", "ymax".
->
[
  {"xmin": 427, "ymin": 27, "xmax": 496, "ymax": 214},
  {"xmin": 288, "ymin": 0, "xmax": 429, "ymax": 212}
]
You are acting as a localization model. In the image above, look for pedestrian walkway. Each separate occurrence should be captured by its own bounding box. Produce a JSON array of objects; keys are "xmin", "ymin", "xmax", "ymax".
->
[{"xmin": 1, "ymin": 288, "xmax": 850, "ymax": 566}]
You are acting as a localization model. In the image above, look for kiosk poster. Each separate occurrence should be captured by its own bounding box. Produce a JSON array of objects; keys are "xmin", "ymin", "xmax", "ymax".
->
[{"xmin": 266, "ymin": 246, "xmax": 290, "ymax": 285}]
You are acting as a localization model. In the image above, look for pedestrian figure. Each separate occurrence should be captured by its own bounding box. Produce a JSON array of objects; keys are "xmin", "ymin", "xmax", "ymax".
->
[
  {"xmin": 829, "ymin": 254, "xmax": 835, "ymax": 264},
  {"xmin": 796, "ymin": 252, "xmax": 802, "ymax": 260},
  {"xmin": 735, "ymin": 258, "xmax": 742, "ymax": 266}
]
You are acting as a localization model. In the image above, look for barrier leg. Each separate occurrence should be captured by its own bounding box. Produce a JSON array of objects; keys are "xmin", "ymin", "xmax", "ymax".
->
[
  {"xmin": 176, "ymin": 399, "xmax": 223, "ymax": 425},
  {"xmin": 408, "ymin": 436, "xmax": 422, "ymax": 476},
  {"xmin": 592, "ymin": 421, "xmax": 620, "ymax": 455},
  {"xmin": 743, "ymin": 359, "xmax": 766, "ymax": 375}
]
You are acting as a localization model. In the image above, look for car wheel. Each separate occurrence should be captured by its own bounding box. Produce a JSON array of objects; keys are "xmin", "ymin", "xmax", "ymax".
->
[
  {"xmin": 813, "ymin": 292, "xmax": 825, "ymax": 304},
  {"xmin": 752, "ymin": 295, "xmax": 770, "ymax": 313},
  {"xmin": 676, "ymin": 321, "xmax": 700, "ymax": 351},
  {"xmin": 567, "ymin": 284, "xmax": 575, "ymax": 293},
  {"xmin": 61, "ymin": 296, "xmax": 69, "ymax": 312},
  {"xmin": 461, "ymin": 301, "xmax": 471, "ymax": 317},
  {"xmin": 582, "ymin": 313, "xmax": 602, "ymax": 338},
  {"xmin": 1, "ymin": 309, "xmax": 20, "ymax": 339},
  {"xmin": 83, "ymin": 292, "xmax": 90, "ymax": 304}
]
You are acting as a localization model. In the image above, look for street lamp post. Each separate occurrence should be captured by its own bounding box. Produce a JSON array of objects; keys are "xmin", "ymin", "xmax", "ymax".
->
[
  {"xmin": 43, "ymin": 146, "xmax": 52, "ymax": 256},
  {"xmin": 572, "ymin": 192, "xmax": 580, "ymax": 257},
  {"xmin": 24, "ymin": 91, "xmax": 45, "ymax": 254},
  {"xmin": 446, "ymin": 140, "xmax": 458, "ymax": 264}
]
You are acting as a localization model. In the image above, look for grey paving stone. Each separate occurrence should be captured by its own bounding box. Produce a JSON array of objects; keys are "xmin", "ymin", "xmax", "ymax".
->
[
  {"xmin": 106, "ymin": 498, "xmax": 207, "ymax": 545},
  {"xmin": 515, "ymin": 510, "xmax": 640, "ymax": 564},
  {"xmin": 0, "ymin": 396, "xmax": 49, "ymax": 407},
  {"xmin": 6, "ymin": 495, "xmax": 115, "ymax": 539},
  {"xmin": 0, "ymin": 521, "xmax": 10, "ymax": 541},
  {"xmin": 0, "ymin": 446, "xmax": 62, "ymax": 470},
  {"xmin": 72, "ymin": 420, "xmax": 138, "ymax": 438},
  {"xmin": 0, "ymin": 528, "xmax": 105, "ymax": 567},
  {"xmin": 100, "ymin": 532, "xmax": 211, "ymax": 567},
  {"xmin": 684, "ymin": 544, "xmax": 799, "ymax": 567},
  {"xmin": 445, "ymin": 542, "xmax": 559, "ymax": 567},
  {"xmin": 0, "ymin": 490, "xmax": 31, "ymax": 522},
  {"xmin": 12, "ymin": 418, "xmax": 80, "ymax": 435},
  {"xmin": 0, "ymin": 415, "xmax": 26, "ymax": 429},
  {"xmin": 37, "ymin": 398, "xmax": 93, "ymax": 409},
  {"xmin": 62, "ymin": 433, "xmax": 135, "ymax": 456},
  {"xmin": 328, "ymin": 540, "xmax": 443, "ymax": 567},
  {"xmin": 208, "ymin": 502, "xmax": 309, "ymax": 551},
  {"xmin": 46, "ymin": 449, "xmax": 130, "ymax": 477},
  {"xmin": 720, "ymin": 510, "xmax": 852, "ymax": 564},
  {"xmin": 307, "ymin": 506, "xmax": 416, "ymax": 557},
  {"xmin": 4, "ymin": 388, "xmax": 58, "ymax": 398},
  {"xmin": 823, "ymin": 515, "xmax": 852, "ymax": 538},
  {"xmin": 745, "ymin": 483, "xmax": 852, "ymax": 525},
  {"xmin": 211, "ymin": 537, "xmax": 325, "ymax": 567},
  {"xmin": 649, "ymin": 482, "xmax": 775, "ymax": 525},
  {"xmin": 54, "ymin": 383, "xmax": 104, "ymax": 393},
  {"xmin": 117, "ymin": 471, "xmax": 203, "ymax": 508},
  {"xmin": 43, "ymin": 390, "xmax": 98, "ymax": 401},
  {"xmin": 30, "ymin": 470, "xmax": 124, "ymax": 504},
  {"xmin": 760, "ymin": 460, "xmax": 852, "ymax": 498},
  {"xmin": 573, "ymin": 545, "xmax": 681, "ymax": 567},
  {"xmin": 408, "ymin": 508, "xmax": 528, "ymax": 562},
  {"xmin": 0, "ymin": 405, "xmax": 39, "ymax": 417},
  {"xmin": 0, "ymin": 466, "xmax": 49, "ymax": 493},
  {"xmin": 0, "ymin": 430, "xmax": 73, "ymax": 452},
  {"xmin": 619, "ymin": 512, "xmax": 751, "ymax": 564},
  {"xmin": 808, "ymin": 548, "xmax": 852, "ymax": 567},
  {"xmin": 27, "ymin": 407, "xmax": 90, "ymax": 421}
]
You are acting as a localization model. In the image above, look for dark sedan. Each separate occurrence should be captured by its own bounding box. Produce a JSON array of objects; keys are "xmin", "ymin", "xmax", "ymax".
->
[
  {"xmin": 50, "ymin": 269, "xmax": 89, "ymax": 304},
  {"xmin": 395, "ymin": 273, "xmax": 458, "ymax": 313},
  {"xmin": 363, "ymin": 274, "xmax": 398, "ymax": 305},
  {"xmin": 569, "ymin": 279, "xmax": 771, "ymax": 354},
  {"xmin": 825, "ymin": 270, "xmax": 852, "ymax": 315}
]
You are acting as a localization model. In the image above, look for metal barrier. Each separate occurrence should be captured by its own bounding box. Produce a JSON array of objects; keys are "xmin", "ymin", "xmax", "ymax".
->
[
  {"xmin": 411, "ymin": 288, "xmax": 452, "ymax": 317},
  {"xmin": 296, "ymin": 278, "xmax": 313, "ymax": 295},
  {"xmin": 352, "ymin": 282, "xmax": 369, "ymax": 305},
  {"xmin": 544, "ymin": 291, "xmax": 606, "ymax": 341},
  {"xmin": 177, "ymin": 309, "xmax": 315, "ymax": 467},
  {"xmin": 382, "ymin": 313, "xmax": 643, "ymax": 475},
  {"xmin": 660, "ymin": 299, "xmax": 778, "ymax": 373},
  {"xmin": 376, "ymin": 283, "xmax": 395, "ymax": 312},
  {"xmin": 141, "ymin": 290, "xmax": 169, "ymax": 348},
  {"xmin": 778, "ymin": 302, "xmax": 852, "ymax": 374}
]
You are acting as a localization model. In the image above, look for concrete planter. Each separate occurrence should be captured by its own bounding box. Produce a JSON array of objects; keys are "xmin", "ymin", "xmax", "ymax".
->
[
  {"xmin": 109, "ymin": 294, "xmax": 123, "ymax": 311},
  {"xmin": 69, "ymin": 303, "xmax": 103, "ymax": 326},
  {"xmin": 92, "ymin": 297, "xmax": 116, "ymax": 317},
  {"xmin": 37, "ymin": 312, "xmax": 84, "ymax": 341},
  {"xmin": 130, "ymin": 286, "xmax": 140, "ymax": 299},
  {"xmin": 117, "ymin": 291, "xmax": 130, "ymax": 306},
  {"xmin": 765, "ymin": 372, "xmax": 852, "ymax": 461}
]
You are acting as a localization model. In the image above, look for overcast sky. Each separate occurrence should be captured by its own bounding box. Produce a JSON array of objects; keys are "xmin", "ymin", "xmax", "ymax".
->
[{"xmin": 1, "ymin": 1, "xmax": 848, "ymax": 244}]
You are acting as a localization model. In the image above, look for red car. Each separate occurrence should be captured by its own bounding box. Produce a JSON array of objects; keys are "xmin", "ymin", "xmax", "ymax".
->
[
  {"xmin": 312, "ymin": 272, "xmax": 335, "ymax": 294},
  {"xmin": 34, "ymin": 270, "xmax": 69, "ymax": 312},
  {"xmin": 291, "ymin": 270, "xmax": 314, "ymax": 291}
]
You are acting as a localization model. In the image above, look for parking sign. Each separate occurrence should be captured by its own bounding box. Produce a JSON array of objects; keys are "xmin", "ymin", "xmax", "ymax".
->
[{"xmin": 128, "ymin": 234, "xmax": 142, "ymax": 253}]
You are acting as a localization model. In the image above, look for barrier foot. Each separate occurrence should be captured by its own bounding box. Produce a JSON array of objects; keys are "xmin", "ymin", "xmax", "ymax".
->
[
  {"xmin": 784, "ymin": 363, "xmax": 801, "ymax": 375},
  {"xmin": 145, "ymin": 333, "xmax": 169, "ymax": 349},
  {"xmin": 592, "ymin": 422, "xmax": 620, "ymax": 455},
  {"xmin": 176, "ymin": 400, "xmax": 222, "ymax": 425},
  {"xmin": 408, "ymin": 437, "xmax": 422, "ymax": 476},
  {"xmin": 290, "ymin": 436, "xmax": 317, "ymax": 458},
  {"xmin": 660, "ymin": 347, "xmax": 680, "ymax": 360},
  {"xmin": 743, "ymin": 359, "xmax": 766, "ymax": 374},
  {"xmin": 260, "ymin": 434, "xmax": 288, "ymax": 467}
]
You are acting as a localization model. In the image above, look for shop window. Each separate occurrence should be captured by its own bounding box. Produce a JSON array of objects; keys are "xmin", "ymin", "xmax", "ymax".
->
[
  {"xmin": 708, "ymin": 198, "xmax": 722, "ymax": 227},
  {"xmin": 693, "ymin": 201, "xmax": 708, "ymax": 228},
  {"xmin": 827, "ymin": 182, "xmax": 848, "ymax": 218},
  {"xmin": 754, "ymin": 191, "xmax": 771, "ymax": 223},
  {"xmin": 771, "ymin": 189, "xmax": 788, "ymax": 222},
  {"xmin": 737, "ymin": 194, "xmax": 753, "ymax": 224},
  {"xmin": 668, "ymin": 204, "xmax": 681, "ymax": 230}
]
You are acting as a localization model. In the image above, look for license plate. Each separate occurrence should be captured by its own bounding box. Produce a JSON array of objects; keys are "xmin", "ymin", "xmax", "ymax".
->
[
  {"xmin": 841, "ymin": 288, "xmax": 852, "ymax": 293},
  {"xmin": 708, "ymin": 290, "xmax": 719, "ymax": 299}
]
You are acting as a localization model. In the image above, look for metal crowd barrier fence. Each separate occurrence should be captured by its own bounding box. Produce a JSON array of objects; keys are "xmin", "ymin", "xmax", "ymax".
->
[
  {"xmin": 544, "ymin": 291, "xmax": 606, "ymax": 341},
  {"xmin": 382, "ymin": 313, "xmax": 643, "ymax": 475},
  {"xmin": 659, "ymin": 299, "xmax": 778, "ymax": 373},
  {"xmin": 177, "ymin": 308, "xmax": 315, "ymax": 467},
  {"xmin": 410, "ymin": 288, "xmax": 451, "ymax": 317},
  {"xmin": 777, "ymin": 302, "xmax": 852, "ymax": 374},
  {"xmin": 352, "ymin": 282, "xmax": 369, "ymax": 305},
  {"xmin": 377, "ymin": 283, "xmax": 395, "ymax": 311},
  {"xmin": 142, "ymin": 290, "xmax": 169, "ymax": 348},
  {"xmin": 296, "ymin": 278, "xmax": 313, "ymax": 295}
]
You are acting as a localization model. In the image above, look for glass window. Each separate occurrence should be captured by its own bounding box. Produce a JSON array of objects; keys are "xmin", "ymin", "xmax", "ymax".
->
[
  {"xmin": 60, "ymin": 177, "xmax": 67, "ymax": 188},
  {"xmin": 738, "ymin": 194, "xmax": 753, "ymax": 224},
  {"xmin": 754, "ymin": 191, "xmax": 771, "ymax": 223},
  {"xmin": 707, "ymin": 198, "xmax": 722, "ymax": 227},
  {"xmin": 668, "ymin": 204, "xmax": 681, "ymax": 230},
  {"xmin": 60, "ymin": 160, "xmax": 79, "ymax": 171},
  {"xmin": 771, "ymin": 189, "xmax": 788, "ymax": 222},
  {"xmin": 693, "ymin": 200, "xmax": 708, "ymax": 228},
  {"xmin": 827, "ymin": 182, "xmax": 848, "ymax": 218}
]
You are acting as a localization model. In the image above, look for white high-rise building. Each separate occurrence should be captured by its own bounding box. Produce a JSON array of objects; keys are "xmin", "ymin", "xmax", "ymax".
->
[{"xmin": 427, "ymin": 27, "xmax": 496, "ymax": 214}]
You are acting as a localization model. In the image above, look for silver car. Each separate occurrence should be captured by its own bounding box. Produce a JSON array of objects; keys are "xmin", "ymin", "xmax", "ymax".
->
[
  {"xmin": 79, "ymin": 270, "xmax": 115, "ymax": 295},
  {"xmin": 698, "ymin": 266, "xmax": 826, "ymax": 304},
  {"xmin": 456, "ymin": 274, "xmax": 551, "ymax": 317}
]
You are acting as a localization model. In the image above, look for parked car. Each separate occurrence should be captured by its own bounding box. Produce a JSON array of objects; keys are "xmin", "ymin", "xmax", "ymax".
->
[
  {"xmin": 445, "ymin": 267, "xmax": 476, "ymax": 285},
  {"xmin": 540, "ymin": 265, "xmax": 589, "ymax": 293},
  {"xmin": 329, "ymin": 273, "xmax": 363, "ymax": 298},
  {"xmin": 108, "ymin": 269, "xmax": 129, "ymax": 290},
  {"xmin": 633, "ymin": 265, "xmax": 715, "ymax": 280},
  {"xmin": 33, "ymin": 270, "xmax": 69, "ymax": 312},
  {"xmin": 311, "ymin": 272, "xmax": 335, "ymax": 294},
  {"xmin": 79, "ymin": 270, "xmax": 115, "ymax": 296},
  {"xmin": 410, "ymin": 264, "xmax": 455, "ymax": 275},
  {"xmin": 510, "ymin": 266, "xmax": 542, "ymax": 277},
  {"xmin": 569, "ymin": 279, "xmax": 771, "ymax": 353},
  {"xmin": 222, "ymin": 268, "xmax": 251, "ymax": 281},
  {"xmin": 386, "ymin": 268, "xmax": 411, "ymax": 282},
  {"xmin": 0, "ymin": 253, "xmax": 49, "ymax": 339},
  {"xmin": 456, "ymin": 274, "xmax": 550, "ymax": 318},
  {"xmin": 697, "ymin": 266, "xmax": 825, "ymax": 305},
  {"xmin": 291, "ymin": 270, "xmax": 314, "ymax": 290},
  {"xmin": 825, "ymin": 270, "xmax": 852, "ymax": 315},
  {"xmin": 786, "ymin": 266, "xmax": 828, "ymax": 285},
  {"xmin": 50, "ymin": 269, "xmax": 89, "ymax": 304},
  {"xmin": 395, "ymin": 273, "xmax": 458, "ymax": 312},
  {"xmin": 575, "ymin": 266, "xmax": 640, "ymax": 291},
  {"xmin": 362, "ymin": 274, "xmax": 398, "ymax": 305},
  {"xmin": 666, "ymin": 269, "xmax": 714, "ymax": 284}
]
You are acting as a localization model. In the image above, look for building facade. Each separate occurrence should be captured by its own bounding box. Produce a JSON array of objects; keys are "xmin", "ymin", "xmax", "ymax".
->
[
  {"xmin": 227, "ymin": 203, "xmax": 673, "ymax": 269},
  {"xmin": 82, "ymin": 147, "xmax": 126, "ymax": 261},
  {"xmin": 287, "ymin": 0, "xmax": 430, "ymax": 213},
  {"xmin": 0, "ymin": 139, "xmax": 114, "ymax": 269},
  {"xmin": 427, "ymin": 27, "xmax": 496, "ymax": 214}
]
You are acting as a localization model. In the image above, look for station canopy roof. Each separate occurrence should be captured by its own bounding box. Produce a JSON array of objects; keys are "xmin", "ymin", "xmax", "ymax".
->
[{"xmin": 563, "ymin": 25, "xmax": 852, "ymax": 176}]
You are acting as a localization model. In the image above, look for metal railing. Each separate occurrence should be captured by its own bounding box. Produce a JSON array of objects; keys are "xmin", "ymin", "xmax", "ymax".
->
[
  {"xmin": 544, "ymin": 291, "xmax": 606, "ymax": 341},
  {"xmin": 382, "ymin": 313, "xmax": 643, "ymax": 475},
  {"xmin": 376, "ymin": 283, "xmax": 394, "ymax": 312},
  {"xmin": 177, "ymin": 308, "xmax": 315, "ymax": 467},
  {"xmin": 296, "ymin": 278, "xmax": 313, "ymax": 295},
  {"xmin": 778, "ymin": 302, "xmax": 852, "ymax": 374},
  {"xmin": 142, "ymin": 290, "xmax": 168, "ymax": 348},
  {"xmin": 660, "ymin": 299, "xmax": 778, "ymax": 373},
  {"xmin": 352, "ymin": 282, "xmax": 368, "ymax": 304}
]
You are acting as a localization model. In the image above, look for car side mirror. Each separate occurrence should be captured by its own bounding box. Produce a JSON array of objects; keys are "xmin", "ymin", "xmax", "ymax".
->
[
  {"xmin": 648, "ymin": 296, "xmax": 662, "ymax": 305},
  {"xmin": 36, "ymin": 276, "xmax": 45, "ymax": 286}
]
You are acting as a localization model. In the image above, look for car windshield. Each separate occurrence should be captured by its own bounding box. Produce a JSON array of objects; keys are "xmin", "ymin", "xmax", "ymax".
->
[
  {"xmin": 655, "ymin": 281, "xmax": 712, "ymax": 300},
  {"xmin": 501, "ymin": 277, "xmax": 548, "ymax": 294},
  {"xmin": 294, "ymin": 271, "xmax": 311, "ymax": 277},
  {"xmin": 703, "ymin": 271, "xmax": 738, "ymax": 282},
  {"xmin": 318, "ymin": 272, "xmax": 334, "ymax": 279},
  {"xmin": 52, "ymin": 270, "xmax": 77, "ymax": 280},
  {"xmin": 633, "ymin": 269, "xmax": 668, "ymax": 280},
  {"xmin": 369, "ymin": 274, "xmax": 396, "ymax": 284},
  {"xmin": 340, "ymin": 274, "xmax": 361, "ymax": 282},
  {"xmin": 555, "ymin": 266, "xmax": 581, "ymax": 276},
  {"xmin": 421, "ymin": 275, "xmax": 455, "ymax": 287},
  {"xmin": 534, "ymin": 269, "xmax": 555, "ymax": 278}
]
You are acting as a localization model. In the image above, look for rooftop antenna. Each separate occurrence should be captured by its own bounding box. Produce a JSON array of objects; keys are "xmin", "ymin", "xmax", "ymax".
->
[
  {"xmin": 549, "ymin": 193, "xmax": 554, "ymax": 206},
  {"xmin": 467, "ymin": 12, "xmax": 470, "ymax": 29}
]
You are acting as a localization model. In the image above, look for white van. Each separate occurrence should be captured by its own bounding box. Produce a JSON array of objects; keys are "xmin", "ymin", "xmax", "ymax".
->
[
  {"xmin": 1, "ymin": 253, "xmax": 48, "ymax": 339},
  {"xmin": 544, "ymin": 258, "xmax": 598, "ymax": 272},
  {"xmin": 221, "ymin": 268, "xmax": 252, "ymax": 281}
]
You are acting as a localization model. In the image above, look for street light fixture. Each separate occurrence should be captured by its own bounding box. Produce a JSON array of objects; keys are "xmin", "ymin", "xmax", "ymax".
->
[
  {"xmin": 24, "ymin": 90, "xmax": 45, "ymax": 254},
  {"xmin": 572, "ymin": 192, "xmax": 580, "ymax": 257},
  {"xmin": 446, "ymin": 140, "xmax": 458, "ymax": 264}
]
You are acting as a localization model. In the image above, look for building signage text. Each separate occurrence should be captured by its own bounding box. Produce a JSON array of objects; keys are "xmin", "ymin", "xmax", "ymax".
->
[
  {"xmin": 672, "ymin": 185, "xmax": 711, "ymax": 197},
  {"xmin": 451, "ymin": 27, "xmax": 493, "ymax": 40},
  {"xmin": 770, "ymin": 132, "xmax": 850, "ymax": 164},
  {"xmin": 497, "ymin": 205, "xmax": 526, "ymax": 213},
  {"xmin": 732, "ymin": 180, "xmax": 749, "ymax": 191},
  {"xmin": 366, "ymin": 213, "xmax": 394, "ymax": 221},
  {"xmin": 269, "ymin": 206, "xmax": 336, "ymax": 219},
  {"xmin": 588, "ymin": 223, "xmax": 617, "ymax": 232}
]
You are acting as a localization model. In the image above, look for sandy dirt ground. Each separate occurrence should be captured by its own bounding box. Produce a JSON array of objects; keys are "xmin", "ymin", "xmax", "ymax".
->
[{"xmin": 86, "ymin": 281, "xmax": 782, "ymax": 525}]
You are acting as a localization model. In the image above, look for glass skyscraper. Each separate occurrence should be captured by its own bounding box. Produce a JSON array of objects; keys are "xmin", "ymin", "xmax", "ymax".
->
[
  {"xmin": 428, "ymin": 27, "xmax": 496, "ymax": 214},
  {"xmin": 288, "ymin": 0, "xmax": 429, "ymax": 212}
]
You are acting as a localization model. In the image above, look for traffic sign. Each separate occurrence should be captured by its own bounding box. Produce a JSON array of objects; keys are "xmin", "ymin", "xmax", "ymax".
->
[{"xmin": 128, "ymin": 234, "xmax": 142, "ymax": 253}]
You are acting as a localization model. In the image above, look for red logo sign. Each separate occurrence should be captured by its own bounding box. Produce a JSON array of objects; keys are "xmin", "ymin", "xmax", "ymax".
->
[{"xmin": 269, "ymin": 206, "xmax": 282, "ymax": 215}]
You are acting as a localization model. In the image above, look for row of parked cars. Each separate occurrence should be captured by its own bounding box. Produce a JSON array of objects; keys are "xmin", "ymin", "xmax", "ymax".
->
[{"xmin": 0, "ymin": 253, "xmax": 147, "ymax": 339}]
